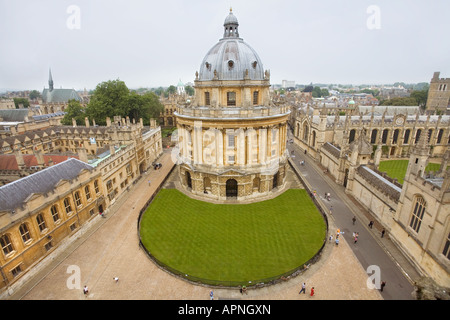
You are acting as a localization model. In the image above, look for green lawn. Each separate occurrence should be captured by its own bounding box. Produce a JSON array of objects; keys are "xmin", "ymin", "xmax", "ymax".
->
[
  {"xmin": 379, "ymin": 160, "xmax": 444, "ymax": 184},
  {"xmin": 139, "ymin": 188, "xmax": 326, "ymax": 286}
]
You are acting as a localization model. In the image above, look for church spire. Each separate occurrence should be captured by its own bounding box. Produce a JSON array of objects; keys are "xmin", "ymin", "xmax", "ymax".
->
[{"xmin": 49, "ymin": 68, "xmax": 54, "ymax": 92}]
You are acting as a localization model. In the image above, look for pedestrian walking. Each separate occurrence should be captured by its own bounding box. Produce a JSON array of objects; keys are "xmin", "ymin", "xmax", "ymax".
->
[
  {"xmin": 210, "ymin": 290, "xmax": 214, "ymax": 300},
  {"xmin": 380, "ymin": 281, "xmax": 386, "ymax": 292},
  {"xmin": 368, "ymin": 220, "xmax": 374, "ymax": 228},
  {"xmin": 335, "ymin": 238, "xmax": 339, "ymax": 246},
  {"xmin": 329, "ymin": 234, "xmax": 333, "ymax": 242},
  {"xmin": 381, "ymin": 228, "xmax": 385, "ymax": 238},
  {"xmin": 299, "ymin": 282, "xmax": 306, "ymax": 294},
  {"xmin": 148, "ymin": 180, "xmax": 151, "ymax": 186},
  {"xmin": 83, "ymin": 285, "xmax": 89, "ymax": 296},
  {"xmin": 329, "ymin": 206, "xmax": 333, "ymax": 215},
  {"xmin": 352, "ymin": 216, "xmax": 356, "ymax": 225},
  {"xmin": 310, "ymin": 287, "xmax": 315, "ymax": 297},
  {"xmin": 354, "ymin": 234, "xmax": 358, "ymax": 244},
  {"xmin": 113, "ymin": 276, "xmax": 119, "ymax": 283}
]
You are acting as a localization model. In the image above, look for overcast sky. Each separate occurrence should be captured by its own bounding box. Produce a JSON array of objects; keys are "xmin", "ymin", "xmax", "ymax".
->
[{"xmin": 1, "ymin": 0, "xmax": 449, "ymax": 91}]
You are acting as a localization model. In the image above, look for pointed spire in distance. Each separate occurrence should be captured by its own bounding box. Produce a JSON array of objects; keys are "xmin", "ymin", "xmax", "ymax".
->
[{"xmin": 49, "ymin": 68, "xmax": 54, "ymax": 92}]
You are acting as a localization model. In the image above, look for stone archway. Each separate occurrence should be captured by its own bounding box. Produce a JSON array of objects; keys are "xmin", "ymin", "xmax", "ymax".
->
[{"xmin": 226, "ymin": 179, "xmax": 238, "ymax": 198}]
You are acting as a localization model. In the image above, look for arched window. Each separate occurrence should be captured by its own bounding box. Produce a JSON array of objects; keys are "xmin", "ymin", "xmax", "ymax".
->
[
  {"xmin": 94, "ymin": 180, "xmax": 100, "ymax": 194},
  {"xmin": 382, "ymin": 129, "xmax": 389, "ymax": 144},
  {"xmin": 410, "ymin": 196, "xmax": 426, "ymax": 233},
  {"xmin": 36, "ymin": 213, "xmax": 47, "ymax": 232},
  {"xmin": 85, "ymin": 185, "xmax": 91, "ymax": 201},
  {"xmin": 19, "ymin": 223, "xmax": 31, "ymax": 243},
  {"xmin": 349, "ymin": 129, "xmax": 356, "ymax": 143},
  {"xmin": 436, "ymin": 129, "xmax": 444, "ymax": 144},
  {"xmin": 403, "ymin": 129, "xmax": 410, "ymax": 144},
  {"xmin": 64, "ymin": 198, "xmax": 72, "ymax": 214},
  {"xmin": 303, "ymin": 123, "xmax": 309, "ymax": 141},
  {"xmin": 74, "ymin": 191, "xmax": 82, "ymax": 207},
  {"xmin": 392, "ymin": 129, "xmax": 399, "ymax": 144},
  {"xmin": 370, "ymin": 129, "xmax": 378, "ymax": 144},
  {"xmin": 415, "ymin": 129, "xmax": 422, "ymax": 144},
  {"xmin": 51, "ymin": 205, "xmax": 60, "ymax": 222},
  {"xmin": 0, "ymin": 234, "xmax": 14, "ymax": 255}
]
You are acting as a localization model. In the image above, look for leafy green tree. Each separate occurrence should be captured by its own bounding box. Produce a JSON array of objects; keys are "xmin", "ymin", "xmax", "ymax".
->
[
  {"xmin": 61, "ymin": 99, "xmax": 85, "ymax": 125},
  {"xmin": 13, "ymin": 98, "xmax": 30, "ymax": 108},
  {"xmin": 185, "ymin": 85, "xmax": 194, "ymax": 96},
  {"xmin": 85, "ymin": 79, "xmax": 130, "ymax": 125},
  {"xmin": 29, "ymin": 90, "xmax": 41, "ymax": 100},
  {"xmin": 410, "ymin": 89, "xmax": 428, "ymax": 109},
  {"xmin": 380, "ymin": 97, "xmax": 418, "ymax": 106},
  {"xmin": 167, "ymin": 85, "xmax": 177, "ymax": 96},
  {"xmin": 85, "ymin": 79, "xmax": 164, "ymax": 126}
]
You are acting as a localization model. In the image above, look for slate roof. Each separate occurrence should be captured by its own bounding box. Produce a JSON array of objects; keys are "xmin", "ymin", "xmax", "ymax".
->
[
  {"xmin": 0, "ymin": 109, "xmax": 30, "ymax": 122},
  {"xmin": 42, "ymin": 88, "xmax": 82, "ymax": 103},
  {"xmin": 0, "ymin": 158, "xmax": 94, "ymax": 212}
]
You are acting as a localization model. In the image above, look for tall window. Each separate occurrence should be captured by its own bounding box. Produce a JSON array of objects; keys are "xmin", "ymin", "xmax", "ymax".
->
[
  {"xmin": 370, "ymin": 129, "xmax": 378, "ymax": 144},
  {"xmin": 85, "ymin": 185, "xmax": 91, "ymax": 201},
  {"xmin": 94, "ymin": 180, "xmax": 100, "ymax": 194},
  {"xmin": 436, "ymin": 129, "xmax": 444, "ymax": 144},
  {"xmin": 19, "ymin": 223, "xmax": 31, "ymax": 243},
  {"xmin": 51, "ymin": 205, "xmax": 60, "ymax": 222},
  {"xmin": 382, "ymin": 129, "xmax": 389, "ymax": 144},
  {"xmin": 228, "ymin": 134, "xmax": 235, "ymax": 148},
  {"xmin": 253, "ymin": 91, "xmax": 259, "ymax": 105},
  {"xmin": 410, "ymin": 196, "xmax": 426, "ymax": 233},
  {"xmin": 64, "ymin": 198, "xmax": 72, "ymax": 214},
  {"xmin": 392, "ymin": 129, "xmax": 399, "ymax": 144},
  {"xmin": 349, "ymin": 129, "xmax": 356, "ymax": 143},
  {"xmin": 205, "ymin": 92, "xmax": 210, "ymax": 106},
  {"xmin": 0, "ymin": 235, "xmax": 14, "ymax": 255},
  {"xmin": 227, "ymin": 92, "xmax": 236, "ymax": 106},
  {"xmin": 403, "ymin": 129, "xmax": 410, "ymax": 144},
  {"xmin": 74, "ymin": 191, "xmax": 82, "ymax": 207},
  {"xmin": 36, "ymin": 213, "xmax": 47, "ymax": 232},
  {"xmin": 415, "ymin": 129, "xmax": 422, "ymax": 144}
]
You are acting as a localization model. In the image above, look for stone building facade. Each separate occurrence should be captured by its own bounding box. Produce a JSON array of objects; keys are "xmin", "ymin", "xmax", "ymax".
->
[
  {"xmin": 426, "ymin": 72, "xmax": 450, "ymax": 114},
  {"xmin": 174, "ymin": 9, "xmax": 290, "ymax": 200}
]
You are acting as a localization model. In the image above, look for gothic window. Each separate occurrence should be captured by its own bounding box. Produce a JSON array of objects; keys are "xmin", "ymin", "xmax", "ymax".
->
[
  {"xmin": 409, "ymin": 196, "xmax": 426, "ymax": 233},
  {"xmin": 382, "ymin": 129, "xmax": 389, "ymax": 144},
  {"xmin": 392, "ymin": 129, "xmax": 399, "ymax": 144},
  {"xmin": 253, "ymin": 91, "xmax": 259, "ymax": 105},
  {"xmin": 370, "ymin": 129, "xmax": 378, "ymax": 144},
  {"xmin": 227, "ymin": 92, "xmax": 236, "ymax": 106},
  {"xmin": 403, "ymin": 129, "xmax": 411, "ymax": 144},
  {"xmin": 0, "ymin": 234, "xmax": 14, "ymax": 256},
  {"xmin": 205, "ymin": 92, "xmax": 210, "ymax": 106},
  {"xmin": 51, "ymin": 205, "xmax": 60, "ymax": 222},
  {"xmin": 19, "ymin": 223, "xmax": 31, "ymax": 243},
  {"xmin": 349, "ymin": 129, "xmax": 356, "ymax": 143},
  {"xmin": 36, "ymin": 213, "xmax": 47, "ymax": 232},
  {"xmin": 415, "ymin": 129, "xmax": 422, "ymax": 144},
  {"xmin": 428, "ymin": 129, "xmax": 433, "ymax": 143},
  {"xmin": 436, "ymin": 129, "xmax": 443, "ymax": 144}
]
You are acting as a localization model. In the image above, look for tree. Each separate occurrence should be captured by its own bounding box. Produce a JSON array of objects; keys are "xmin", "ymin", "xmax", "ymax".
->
[
  {"xmin": 410, "ymin": 89, "xmax": 428, "ymax": 109},
  {"xmin": 167, "ymin": 85, "xmax": 177, "ymax": 96},
  {"xmin": 185, "ymin": 85, "xmax": 194, "ymax": 96},
  {"xmin": 61, "ymin": 99, "xmax": 85, "ymax": 125},
  {"xmin": 13, "ymin": 98, "xmax": 29, "ymax": 108},
  {"xmin": 85, "ymin": 79, "xmax": 130, "ymax": 125},
  {"xmin": 85, "ymin": 79, "xmax": 164, "ymax": 126},
  {"xmin": 380, "ymin": 97, "xmax": 418, "ymax": 106},
  {"xmin": 29, "ymin": 90, "xmax": 41, "ymax": 100}
]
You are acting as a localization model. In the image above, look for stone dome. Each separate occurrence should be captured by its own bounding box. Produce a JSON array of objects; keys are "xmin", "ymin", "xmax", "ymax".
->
[{"xmin": 198, "ymin": 10, "xmax": 265, "ymax": 81}]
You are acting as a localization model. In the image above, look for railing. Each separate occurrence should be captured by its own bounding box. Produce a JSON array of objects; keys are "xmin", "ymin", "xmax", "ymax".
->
[{"xmin": 175, "ymin": 105, "xmax": 290, "ymax": 120}]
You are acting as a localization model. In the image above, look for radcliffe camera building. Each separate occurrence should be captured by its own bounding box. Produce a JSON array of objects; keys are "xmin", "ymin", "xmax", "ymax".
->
[{"xmin": 174, "ymin": 9, "xmax": 290, "ymax": 200}]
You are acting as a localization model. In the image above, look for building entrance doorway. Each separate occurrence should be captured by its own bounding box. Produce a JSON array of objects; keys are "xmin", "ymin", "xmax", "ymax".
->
[{"xmin": 226, "ymin": 179, "xmax": 238, "ymax": 198}]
